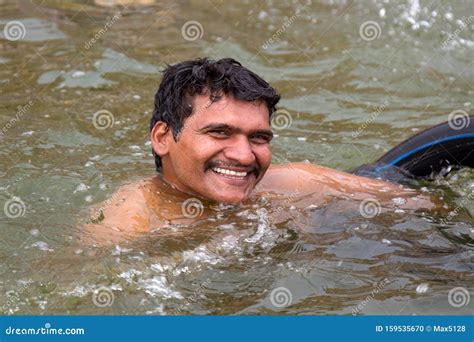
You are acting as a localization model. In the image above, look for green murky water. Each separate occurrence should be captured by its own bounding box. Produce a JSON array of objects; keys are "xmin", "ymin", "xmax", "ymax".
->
[{"xmin": 0, "ymin": 0, "xmax": 473, "ymax": 315}]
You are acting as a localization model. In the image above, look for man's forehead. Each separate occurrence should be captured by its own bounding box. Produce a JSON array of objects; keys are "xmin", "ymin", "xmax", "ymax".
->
[{"xmin": 188, "ymin": 94, "xmax": 269, "ymax": 127}]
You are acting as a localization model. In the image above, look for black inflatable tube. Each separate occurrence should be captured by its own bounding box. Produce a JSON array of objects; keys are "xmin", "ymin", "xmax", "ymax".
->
[{"xmin": 351, "ymin": 115, "xmax": 473, "ymax": 181}]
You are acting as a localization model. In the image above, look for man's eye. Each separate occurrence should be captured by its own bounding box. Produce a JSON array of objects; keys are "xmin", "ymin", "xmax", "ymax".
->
[
  {"xmin": 250, "ymin": 135, "xmax": 271, "ymax": 144},
  {"xmin": 209, "ymin": 130, "xmax": 229, "ymax": 138}
]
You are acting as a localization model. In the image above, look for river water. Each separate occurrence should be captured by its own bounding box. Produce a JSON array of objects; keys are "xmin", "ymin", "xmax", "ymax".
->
[{"xmin": 0, "ymin": 0, "xmax": 472, "ymax": 315}]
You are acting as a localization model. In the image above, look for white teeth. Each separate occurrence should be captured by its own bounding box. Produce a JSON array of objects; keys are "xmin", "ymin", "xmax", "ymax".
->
[{"xmin": 212, "ymin": 167, "xmax": 248, "ymax": 177}]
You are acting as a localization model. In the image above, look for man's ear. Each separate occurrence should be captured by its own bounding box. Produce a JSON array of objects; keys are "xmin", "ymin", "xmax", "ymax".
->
[{"xmin": 150, "ymin": 122, "xmax": 172, "ymax": 157}]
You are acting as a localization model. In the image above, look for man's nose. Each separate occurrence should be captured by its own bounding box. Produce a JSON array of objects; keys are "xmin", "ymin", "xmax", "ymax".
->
[{"xmin": 223, "ymin": 136, "xmax": 256, "ymax": 166}]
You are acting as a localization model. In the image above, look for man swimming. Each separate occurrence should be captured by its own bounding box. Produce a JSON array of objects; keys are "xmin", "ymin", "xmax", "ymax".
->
[{"xmin": 84, "ymin": 58, "xmax": 442, "ymax": 244}]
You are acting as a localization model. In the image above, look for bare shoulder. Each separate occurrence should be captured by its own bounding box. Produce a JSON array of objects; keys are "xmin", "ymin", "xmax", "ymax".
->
[{"xmin": 80, "ymin": 180, "xmax": 152, "ymax": 245}]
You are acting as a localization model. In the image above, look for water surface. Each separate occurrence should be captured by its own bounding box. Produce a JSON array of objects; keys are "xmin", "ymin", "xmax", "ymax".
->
[{"xmin": 0, "ymin": 0, "xmax": 473, "ymax": 315}]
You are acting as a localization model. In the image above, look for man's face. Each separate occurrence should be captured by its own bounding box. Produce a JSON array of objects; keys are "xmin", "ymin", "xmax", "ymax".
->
[{"xmin": 158, "ymin": 94, "xmax": 273, "ymax": 204}]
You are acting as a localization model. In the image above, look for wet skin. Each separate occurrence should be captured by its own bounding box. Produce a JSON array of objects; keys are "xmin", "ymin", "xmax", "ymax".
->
[{"xmin": 83, "ymin": 95, "xmax": 442, "ymax": 245}]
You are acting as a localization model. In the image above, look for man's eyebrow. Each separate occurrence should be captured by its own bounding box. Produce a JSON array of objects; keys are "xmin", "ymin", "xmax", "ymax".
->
[
  {"xmin": 197, "ymin": 123, "xmax": 273, "ymax": 137},
  {"xmin": 198, "ymin": 123, "xmax": 233, "ymax": 132}
]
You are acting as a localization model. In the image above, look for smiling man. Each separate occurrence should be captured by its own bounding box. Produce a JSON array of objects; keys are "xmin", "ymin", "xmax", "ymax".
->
[
  {"xmin": 149, "ymin": 61, "xmax": 277, "ymax": 204},
  {"xmin": 84, "ymin": 58, "xmax": 440, "ymax": 244}
]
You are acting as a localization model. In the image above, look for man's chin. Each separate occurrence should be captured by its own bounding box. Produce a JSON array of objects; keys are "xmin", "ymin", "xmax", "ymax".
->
[{"xmin": 199, "ymin": 189, "xmax": 249, "ymax": 204}]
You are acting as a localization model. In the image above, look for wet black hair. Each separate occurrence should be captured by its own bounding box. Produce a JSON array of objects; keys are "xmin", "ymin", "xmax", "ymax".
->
[{"xmin": 150, "ymin": 57, "xmax": 280, "ymax": 172}]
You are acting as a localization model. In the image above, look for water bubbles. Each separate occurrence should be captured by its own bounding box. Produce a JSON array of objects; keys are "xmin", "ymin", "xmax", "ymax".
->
[
  {"xmin": 30, "ymin": 241, "xmax": 54, "ymax": 252},
  {"xmin": 111, "ymin": 245, "xmax": 132, "ymax": 256},
  {"xmin": 29, "ymin": 228, "xmax": 40, "ymax": 236},
  {"xmin": 119, "ymin": 269, "xmax": 143, "ymax": 282},
  {"xmin": 416, "ymin": 283, "xmax": 430, "ymax": 294},
  {"xmin": 258, "ymin": 11, "xmax": 268, "ymax": 20},
  {"xmin": 73, "ymin": 183, "xmax": 89, "ymax": 193},
  {"xmin": 392, "ymin": 197, "xmax": 407, "ymax": 206},
  {"xmin": 128, "ymin": 145, "xmax": 141, "ymax": 152},
  {"xmin": 150, "ymin": 263, "xmax": 166, "ymax": 273},
  {"xmin": 71, "ymin": 71, "xmax": 85, "ymax": 78},
  {"xmin": 182, "ymin": 246, "xmax": 222, "ymax": 265}
]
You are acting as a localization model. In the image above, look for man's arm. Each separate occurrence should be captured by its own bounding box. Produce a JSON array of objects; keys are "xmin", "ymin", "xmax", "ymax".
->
[{"xmin": 258, "ymin": 162, "xmax": 441, "ymax": 210}]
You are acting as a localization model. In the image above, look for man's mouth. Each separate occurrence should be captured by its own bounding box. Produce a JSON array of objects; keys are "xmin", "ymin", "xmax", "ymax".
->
[
  {"xmin": 211, "ymin": 167, "xmax": 249, "ymax": 178},
  {"xmin": 208, "ymin": 166, "xmax": 258, "ymax": 187}
]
